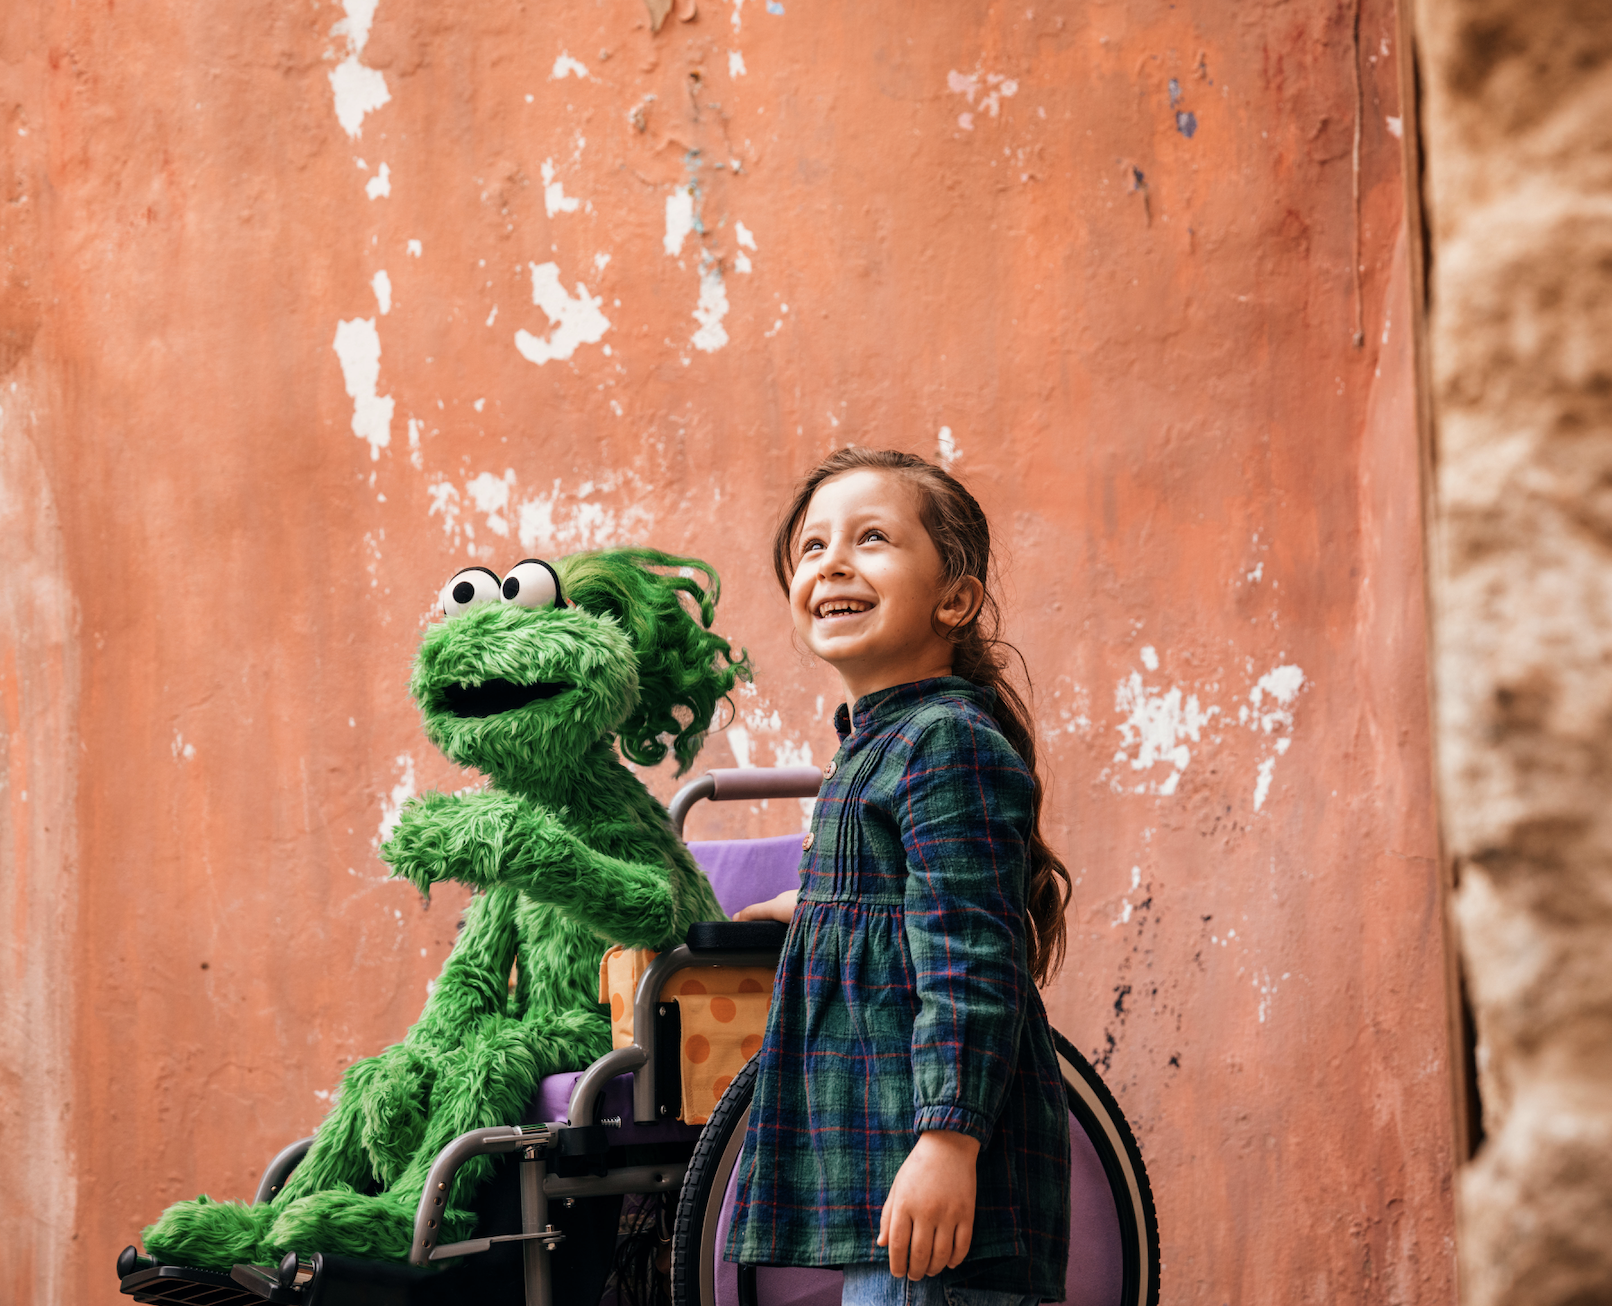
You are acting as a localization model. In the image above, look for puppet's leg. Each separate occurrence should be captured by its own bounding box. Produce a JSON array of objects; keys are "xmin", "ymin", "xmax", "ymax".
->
[
  {"xmin": 263, "ymin": 1007, "xmax": 609, "ymax": 1262},
  {"xmin": 142, "ymin": 888, "xmax": 521, "ymax": 1269},
  {"xmin": 139, "ymin": 1054, "xmax": 387, "ymax": 1269}
]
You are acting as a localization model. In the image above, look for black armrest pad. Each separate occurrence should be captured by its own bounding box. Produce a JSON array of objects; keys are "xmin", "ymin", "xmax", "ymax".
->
[{"xmin": 685, "ymin": 920, "xmax": 788, "ymax": 953}]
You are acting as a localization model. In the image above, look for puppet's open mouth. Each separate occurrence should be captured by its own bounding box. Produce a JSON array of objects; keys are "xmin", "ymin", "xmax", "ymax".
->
[{"xmin": 442, "ymin": 678, "xmax": 569, "ymax": 718}]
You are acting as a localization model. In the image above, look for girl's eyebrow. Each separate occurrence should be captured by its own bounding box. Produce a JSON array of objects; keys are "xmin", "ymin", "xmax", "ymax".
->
[{"xmin": 801, "ymin": 503, "xmax": 897, "ymax": 532}]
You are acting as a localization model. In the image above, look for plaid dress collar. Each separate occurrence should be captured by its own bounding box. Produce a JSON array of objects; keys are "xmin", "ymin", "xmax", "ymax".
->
[{"xmin": 832, "ymin": 675, "xmax": 1000, "ymax": 741}]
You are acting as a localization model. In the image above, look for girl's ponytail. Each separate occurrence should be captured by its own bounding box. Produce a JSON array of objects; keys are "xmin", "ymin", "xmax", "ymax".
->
[{"xmin": 772, "ymin": 447, "xmax": 1073, "ymax": 986}]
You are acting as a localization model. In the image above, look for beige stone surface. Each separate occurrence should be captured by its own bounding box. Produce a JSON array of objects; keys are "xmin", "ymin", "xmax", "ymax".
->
[{"xmin": 1417, "ymin": 2, "xmax": 1612, "ymax": 1301}]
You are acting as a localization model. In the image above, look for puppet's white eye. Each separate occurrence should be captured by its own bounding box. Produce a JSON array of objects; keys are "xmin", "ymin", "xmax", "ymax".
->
[
  {"xmin": 500, "ymin": 559, "xmax": 565, "ymax": 610},
  {"xmin": 440, "ymin": 567, "xmax": 503, "ymax": 616}
]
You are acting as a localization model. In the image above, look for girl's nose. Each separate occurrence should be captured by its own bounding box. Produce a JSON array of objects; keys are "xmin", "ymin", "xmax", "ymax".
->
[{"xmin": 817, "ymin": 535, "xmax": 855, "ymax": 575}]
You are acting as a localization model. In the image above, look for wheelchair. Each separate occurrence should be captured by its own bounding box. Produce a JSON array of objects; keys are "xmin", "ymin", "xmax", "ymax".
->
[{"xmin": 117, "ymin": 767, "xmax": 1160, "ymax": 1306}]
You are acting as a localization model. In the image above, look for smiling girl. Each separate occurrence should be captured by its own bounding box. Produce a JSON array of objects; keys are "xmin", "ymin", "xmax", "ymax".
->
[{"xmin": 726, "ymin": 448, "xmax": 1073, "ymax": 1306}]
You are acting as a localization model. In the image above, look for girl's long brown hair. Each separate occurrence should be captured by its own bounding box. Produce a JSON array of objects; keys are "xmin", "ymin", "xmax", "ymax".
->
[{"xmin": 771, "ymin": 447, "xmax": 1072, "ymax": 987}]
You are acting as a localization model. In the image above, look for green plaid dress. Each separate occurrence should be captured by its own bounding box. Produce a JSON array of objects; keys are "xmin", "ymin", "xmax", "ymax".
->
[{"xmin": 725, "ymin": 678, "xmax": 1070, "ymax": 1300}]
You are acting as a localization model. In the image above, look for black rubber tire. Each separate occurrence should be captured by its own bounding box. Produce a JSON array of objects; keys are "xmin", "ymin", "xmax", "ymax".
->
[
  {"xmin": 1050, "ymin": 1030, "xmax": 1161, "ymax": 1306},
  {"xmin": 671, "ymin": 1029, "xmax": 1161, "ymax": 1306},
  {"xmin": 670, "ymin": 1053, "xmax": 762, "ymax": 1306}
]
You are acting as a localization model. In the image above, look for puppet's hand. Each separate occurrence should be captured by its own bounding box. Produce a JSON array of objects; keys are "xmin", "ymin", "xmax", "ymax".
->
[{"xmin": 379, "ymin": 790, "xmax": 521, "ymax": 891}]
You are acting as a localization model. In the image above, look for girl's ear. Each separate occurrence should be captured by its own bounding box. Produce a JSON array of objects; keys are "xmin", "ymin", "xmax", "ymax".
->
[{"xmin": 935, "ymin": 576, "xmax": 985, "ymax": 631}]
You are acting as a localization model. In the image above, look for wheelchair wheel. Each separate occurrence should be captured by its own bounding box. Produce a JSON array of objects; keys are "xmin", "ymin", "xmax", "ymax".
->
[{"xmin": 670, "ymin": 1029, "xmax": 1159, "ymax": 1306}]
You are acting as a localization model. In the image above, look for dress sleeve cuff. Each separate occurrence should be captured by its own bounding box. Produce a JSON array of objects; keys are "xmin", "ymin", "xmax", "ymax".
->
[{"xmin": 913, "ymin": 1103, "xmax": 993, "ymax": 1144}]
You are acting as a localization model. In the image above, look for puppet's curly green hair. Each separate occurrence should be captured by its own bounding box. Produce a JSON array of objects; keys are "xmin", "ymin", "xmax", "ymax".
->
[{"xmin": 556, "ymin": 548, "xmax": 750, "ymax": 774}]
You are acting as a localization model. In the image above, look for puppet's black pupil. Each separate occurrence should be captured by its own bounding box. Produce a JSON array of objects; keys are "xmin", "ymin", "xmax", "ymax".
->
[
  {"xmin": 453, "ymin": 580, "xmax": 476, "ymax": 604},
  {"xmin": 503, "ymin": 576, "xmax": 520, "ymax": 600}
]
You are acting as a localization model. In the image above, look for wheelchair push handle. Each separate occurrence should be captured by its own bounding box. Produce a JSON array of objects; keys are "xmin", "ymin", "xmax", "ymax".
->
[{"xmin": 668, "ymin": 766, "xmax": 823, "ymax": 836}]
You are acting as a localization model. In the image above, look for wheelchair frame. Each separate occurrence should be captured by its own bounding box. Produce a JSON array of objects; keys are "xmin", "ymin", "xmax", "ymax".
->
[
  {"xmin": 122, "ymin": 761, "xmax": 1159, "ymax": 1306},
  {"xmin": 119, "ymin": 765, "xmax": 822, "ymax": 1306}
]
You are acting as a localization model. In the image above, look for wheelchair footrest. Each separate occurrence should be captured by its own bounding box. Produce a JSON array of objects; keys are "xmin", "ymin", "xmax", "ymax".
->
[{"xmin": 120, "ymin": 1262, "xmax": 283, "ymax": 1306}]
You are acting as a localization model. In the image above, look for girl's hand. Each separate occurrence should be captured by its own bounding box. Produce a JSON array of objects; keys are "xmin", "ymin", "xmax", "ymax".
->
[
  {"xmin": 734, "ymin": 890, "xmax": 798, "ymax": 923},
  {"xmin": 876, "ymin": 1129, "xmax": 979, "ymax": 1279}
]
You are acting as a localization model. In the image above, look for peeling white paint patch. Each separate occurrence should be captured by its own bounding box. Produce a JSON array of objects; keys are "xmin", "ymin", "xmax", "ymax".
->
[
  {"xmin": 515, "ymin": 478, "xmax": 654, "ymax": 553},
  {"xmin": 946, "ymin": 68, "xmax": 1019, "ymax": 122},
  {"xmin": 731, "ymin": 0, "xmax": 745, "ymax": 32},
  {"xmin": 541, "ymin": 159, "xmax": 580, "ymax": 217},
  {"xmin": 514, "ymin": 262, "xmax": 610, "ymax": 366},
  {"xmin": 430, "ymin": 467, "xmax": 659, "ymax": 558},
  {"xmin": 426, "ymin": 479, "xmax": 461, "ymax": 537},
  {"xmin": 1111, "ymin": 865, "xmax": 1144, "ymax": 927},
  {"xmin": 485, "ymin": 304, "xmax": 498, "ymax": 327},
  {"xmin": 733, "ymin": 220, "xmax": 756, "ymax": 273},
  {"xmin": 331, "ymin": 59, "xmax": 391, "ymax": 138},
  {"xmin": 407, "ymin": 240, "xmax": 422, "ymax": 257},
  {"xmin": 594, "ymin": 252, "xmax": 612, "ymax": 272},
  {"xmin": 1047, "ymin": 678, "xmax": 1092, "ymax": 739},
  {"xmin": 365, "ymin": 162, "xmax": 391, "ymax": 199},
  {"xmin": 171, "ymin": 731, "xmax": 196, "ymax": 761},
  {"xmin": 1385, "ymin": 115, "xmax": 1403, "ymax": 139},
  {"xmin": 1139, "ymin": 644, "xmax": 1159, "ymax": 671},
  {"xmin": 1242, "ymin": 664, "xmax": 1306, "ymax": 733},
  {"xmin": 726, "ymin": 724, "xmax": 753, "ymax": 769},
  {"xmin": 937, "ymin": 426, "xmax": 959, "ymax": 469},
  {"xmin": 466, "ymin": 470, "xmax": 516, "ymax": 537},
  {"xmin": 551, "ymin": 52, "xmax": 589, "ymax": 79},
  {"xmin": 664, "ymin": 186, "xmax": 697, "ymax": 257},
  {"xmin": 406, "ymin": 416, "xmax": 423, "ymax": 468},
  {"xmin": 728, "ymin": 50, "xmax": 747, "ymax": 77},
  {"xmin": 691, "ymin": 261, "xmax": 730, "ymax": 352},
  {"xmin": 371, "ymin": 269, "xmax": 392, "ymax": 315},
  {"xmin": 1243, "ymin": 663, "xmax": 1306, "ymax": 812},
  {"xmin": 329, "ymin": 0, "xmax": 390, "ymax": 138},
  {"xmin": 1254, "ymin": 970, "xmax": 1280, "ymax": 1023},
  {"xmin": 377, "ymin": 752, "xmax": 416, "ymax": 846},
  {"xmin": 1112, "ymin": 663, "xmax": 1219, "ymax": 796},
  {"xmin": 772, "ymin": 737, "xmax": 817, "ymax": 826},
  {"xmin": 1252, "ymin": 757, "xmax": 1277, "ymax": 811},
  {"xmin": 331, "ymin": 0, "xmax": 380, "ymax": 50},
  {"xmin": 333, "ymin": 318, "xmax": 394, "ymax": 459}
]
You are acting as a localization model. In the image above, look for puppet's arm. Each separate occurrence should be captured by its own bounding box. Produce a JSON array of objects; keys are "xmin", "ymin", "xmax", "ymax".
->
[
  {"xmin": 381, "ymin": 791, "xmax": 682, "ymax": 950},
  {"xmin": 405, "ymin": 877, "xmax": 521, "ymax": 1044}
]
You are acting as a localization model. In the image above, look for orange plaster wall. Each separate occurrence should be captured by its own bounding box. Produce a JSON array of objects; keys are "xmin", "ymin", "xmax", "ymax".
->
[{"xmin": 0, "ymin": 0, "xmax": 1455, "ymax": 1301}]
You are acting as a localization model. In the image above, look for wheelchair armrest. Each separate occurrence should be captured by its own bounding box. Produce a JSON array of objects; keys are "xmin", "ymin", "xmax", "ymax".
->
[
  {"xmin": 254, "ymin": 1134, "xmax": 315, "ymax": 1204},
  {"xmin": 684, "ymin": 920, "xmax": 787, "ymax": 954}
]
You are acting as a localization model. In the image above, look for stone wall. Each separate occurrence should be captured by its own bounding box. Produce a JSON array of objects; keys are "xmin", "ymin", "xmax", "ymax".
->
[{"xmin": 1417, "ymin": 2, "xmax": 1612, "ymax": 1301}]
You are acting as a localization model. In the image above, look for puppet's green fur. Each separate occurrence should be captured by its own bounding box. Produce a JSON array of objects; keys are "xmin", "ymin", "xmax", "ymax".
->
[{"xmin": 142, "ymin": 549, "xmax": 747, "ymax": 1268}]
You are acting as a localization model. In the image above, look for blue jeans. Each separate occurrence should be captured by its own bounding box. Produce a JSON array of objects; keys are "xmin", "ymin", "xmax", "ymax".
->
[{"xmin": 839, "ymin": 1263, "xmax": 1041, "ymax": 1306}]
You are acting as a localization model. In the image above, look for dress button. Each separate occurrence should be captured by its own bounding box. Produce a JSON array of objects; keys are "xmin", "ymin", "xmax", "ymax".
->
[
  {"xmin": 822, "ymin": 760, "xmax": 837, "ymax": 780},
  {"xmin": 801, "ymin": 831, "xmax": 815, "ymax": 853}
]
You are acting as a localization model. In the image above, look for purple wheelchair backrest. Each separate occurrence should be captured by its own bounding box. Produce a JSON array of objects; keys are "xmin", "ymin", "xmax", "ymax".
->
[{"xmin": 688, "ymin": 836, "xmax": 805, "ymax": 918}]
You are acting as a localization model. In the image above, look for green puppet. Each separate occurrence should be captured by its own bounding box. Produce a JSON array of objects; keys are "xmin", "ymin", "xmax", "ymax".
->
[{"xmin": 142, "ymin": 548, "xmax": 746, "ymax": 1268}]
